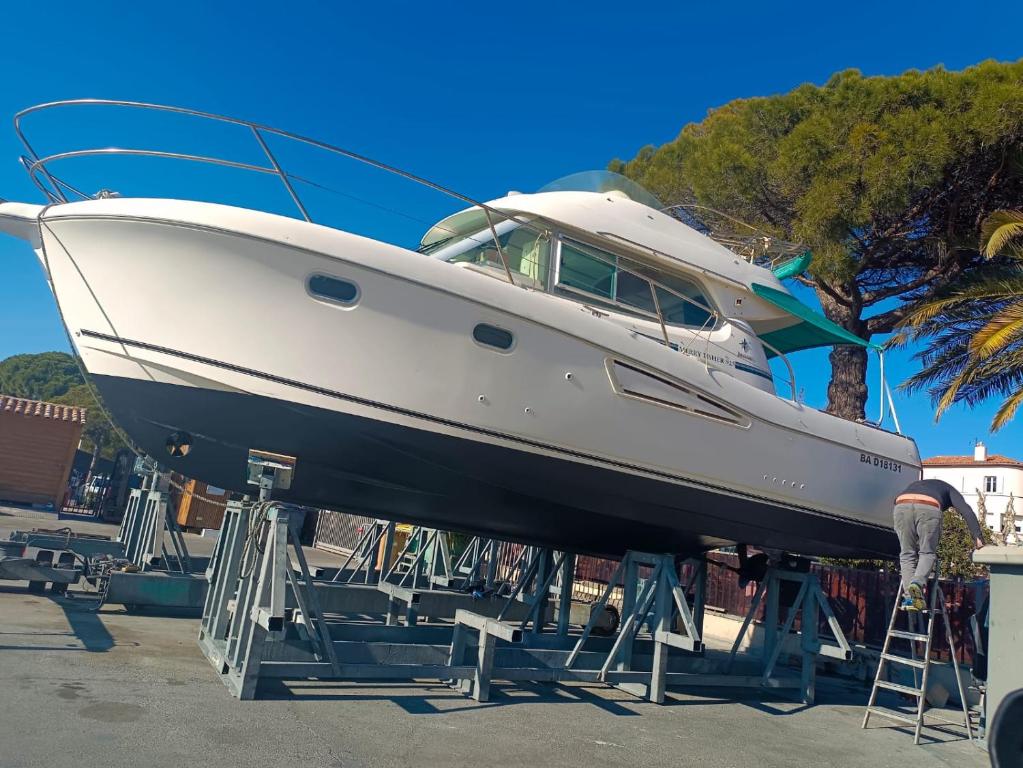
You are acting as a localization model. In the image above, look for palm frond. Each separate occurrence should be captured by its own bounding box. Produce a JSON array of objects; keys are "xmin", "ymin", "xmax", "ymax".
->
[
  {"xmin": 896, "ymin": 268, "xmax": 1023, "ymax": 332},
  {"xmin": 894, "ymin": 216, "xmax": 1023, "ymax": 429},
  {"xmin": 944, "ymin": 354, "xmax": 1023, "ymax": 409},
  {"xmin": 992, "ymin": 387, "xmax": 1023, "ymax": 431},
  {"xmin": 981, "ymin": 210, "xmax": 1023, "ymax": 259},
  {"xmin": 969, "ymin": 303, "xmax": 1023, "ymax": 358},
  {"xmin": 935, "ymin": 368, "xmax": 970, "ymax": 419}
]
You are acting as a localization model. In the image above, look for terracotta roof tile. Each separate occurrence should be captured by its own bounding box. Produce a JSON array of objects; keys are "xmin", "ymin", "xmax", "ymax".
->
[
  {"xmin": 0, "ymin": 394, "xmax": 86, "ymax": 424},
  {"xmin": 922, "ymin": 454, "xmax": 1023, "ymax": 467}
]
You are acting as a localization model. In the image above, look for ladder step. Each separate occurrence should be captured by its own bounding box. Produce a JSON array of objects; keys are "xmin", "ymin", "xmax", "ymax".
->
[
  {"xmin": 889, "ymin": 629, "xmax": 928, "ymax": 641},
  {"xmin": 881, "ymin": 653, "xmax": 927, "ymax": 669},
  {"xmin": 867, "ymin": 705, "xmax": 920, "ymax": 726},
  {"xmin": 876, "ymin": 680, "xmax": 923, "ymax": 696}
]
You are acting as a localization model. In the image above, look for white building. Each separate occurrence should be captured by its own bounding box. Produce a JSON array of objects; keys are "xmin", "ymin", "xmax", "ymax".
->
[{"xmin": 922, "ymin": 443, "xmax": 1023, "ymax": 535}]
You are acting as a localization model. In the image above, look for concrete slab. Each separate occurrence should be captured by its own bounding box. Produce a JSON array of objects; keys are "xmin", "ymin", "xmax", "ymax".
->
[{"xmin": 0, "ymin": 504, "xmax": 987, "ymax": 768}]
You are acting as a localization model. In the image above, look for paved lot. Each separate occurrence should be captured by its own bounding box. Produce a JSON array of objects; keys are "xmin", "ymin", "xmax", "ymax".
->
[{"xmin": 0, "ymin": 504, "xmax": 987, "ymax": 768}]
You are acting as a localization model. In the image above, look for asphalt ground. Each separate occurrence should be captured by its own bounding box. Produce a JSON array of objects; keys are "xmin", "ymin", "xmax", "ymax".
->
[{"xmin": 0, "ymin": 503, "xmax": 987, "ymax": 768}]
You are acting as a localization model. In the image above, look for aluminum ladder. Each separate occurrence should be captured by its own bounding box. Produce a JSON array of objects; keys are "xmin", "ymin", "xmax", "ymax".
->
[{"xmin": 862, "ymin": 570, "xmax": 974, "ymax": 744}]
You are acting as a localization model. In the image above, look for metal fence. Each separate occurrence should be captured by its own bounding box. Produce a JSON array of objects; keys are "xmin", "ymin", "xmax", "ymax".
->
[
  {"xmin": 313, "ymin": 510, "xmax": 379, "ymax": 555},
  {"xmin": 574, "ymin": 551, "xmax": 983, "ymax": 664},
  {"xmin": 499, "ymin": 548, "xmax": 982, "ymax": 663}
]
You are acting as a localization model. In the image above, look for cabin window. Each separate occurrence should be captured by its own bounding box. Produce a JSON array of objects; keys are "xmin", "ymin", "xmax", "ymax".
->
[
  {"xmin": 559, "ymin": 241, "xmax": 615, "ymax": 299},
  {"xmin": 308, "ymin": 274, "xmax": 359, "ymax": 305},
  {"xmin": 556, "ymin": 238, "xmax": 715, "ymax": 329},
  {"xmin": 613, "ymin": 268, "xmax": 656, "ymax": 313},
  {"xmin": 653, "ymin": 274, "xmax": 715, "ymax": 329},
  {"xmin": 438, "ymin": 224, "xmax": 551, "ymax": 289},
  {"xmin": 473, "ymin": 323, "xmax": 514, "ymax": 351}
]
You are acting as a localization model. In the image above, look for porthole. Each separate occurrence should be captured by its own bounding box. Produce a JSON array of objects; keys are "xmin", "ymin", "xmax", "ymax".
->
[
  {"xmin": 308, "ymin": 274, "xmax": 359, "ymax": 306},
  {"xmin": 473, "ymin": 323, "xmax": 514, "ymax": 351}
]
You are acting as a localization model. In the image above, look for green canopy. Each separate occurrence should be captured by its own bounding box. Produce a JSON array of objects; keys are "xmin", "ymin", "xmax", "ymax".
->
[
  {"xmin": 751, "ymin": 283, "xmax": 878, "ymax": 357},
  {"xmin": 771, "ymin": 251, "xmax": 813, "ymax": 280}
]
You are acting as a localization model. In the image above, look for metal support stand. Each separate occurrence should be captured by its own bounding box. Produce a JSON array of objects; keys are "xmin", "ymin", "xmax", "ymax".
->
[
  {"xmin": 4, "ymin": 470, "xmax": 207, "ymax": 607},
  {"xmin": 117, "ymin": 472, "xmax": 193, "ymax": 572},
  {"xmin": 722, "ymin": 559, "xmax": 852, "ymax": 704},
  {"xmin": 329, "ymin": 519, "xmax": 393, "ymax": 584},
  {"xmin": 195, "ymin": 533, "xmax": 847, "ymax": 707},
  {"xmin": 563, "ymin": 551, "xmax": 703, "ymax": 703},
  {"xmin": 450, "ymin": 535, "xmax": 500, "ymax": 592},
  {"xmin": 198, "ymin": 503, "xmax": 547, "ymax": 699},
  {"xmin": 91, "ymin": 472, "xmax": 209, "ymax": 608},
  {"xmin": 199, "ymin": 503, "xmax": 339, "ymax": 698}
]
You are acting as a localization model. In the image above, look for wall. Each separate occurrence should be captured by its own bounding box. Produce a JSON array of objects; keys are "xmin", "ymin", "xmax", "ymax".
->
[
  {"xmin": 0, "ymin": 396, "xmax": 84, "ymax": 508},
  {"xmin": 923, "ymin": 464, "xmax": 1023, "ymax": 533}
]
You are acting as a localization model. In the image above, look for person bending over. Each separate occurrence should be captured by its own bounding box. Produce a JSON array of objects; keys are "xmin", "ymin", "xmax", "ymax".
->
[{"xmin": 893, "ymin": 478, "xmax": 985, "ymax": 611}]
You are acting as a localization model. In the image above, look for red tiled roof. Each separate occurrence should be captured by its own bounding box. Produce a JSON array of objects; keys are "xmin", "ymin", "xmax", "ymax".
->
[
  {"xmin": 922, "ymin": 454, "xmax": 1023, "ymax": 467},
  {"xmin": 0, "ymin": 394, "xmax": 86, "ymax": 424}
]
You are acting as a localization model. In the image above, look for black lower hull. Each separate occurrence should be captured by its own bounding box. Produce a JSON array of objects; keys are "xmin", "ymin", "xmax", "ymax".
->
[{"xmin": 92, "ymin": 374, "xmax": 897, "ymax": 559}]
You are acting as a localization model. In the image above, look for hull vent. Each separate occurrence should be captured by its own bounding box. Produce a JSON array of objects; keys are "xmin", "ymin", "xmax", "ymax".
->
[{"xmin": 608, "ymin": 360, "xmax": 749, "ymax": 427}]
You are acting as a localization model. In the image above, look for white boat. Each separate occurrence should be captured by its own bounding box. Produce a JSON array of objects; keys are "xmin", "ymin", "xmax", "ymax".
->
[{"xmin": 0, "ymin": 100, "xmax": 920, "ymax": 558}]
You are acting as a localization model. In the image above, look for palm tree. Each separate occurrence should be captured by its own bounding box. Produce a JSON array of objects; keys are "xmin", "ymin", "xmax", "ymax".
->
[{"xmin": 896, "ymin": 211, "xmax": 1023, "ymax": 431}]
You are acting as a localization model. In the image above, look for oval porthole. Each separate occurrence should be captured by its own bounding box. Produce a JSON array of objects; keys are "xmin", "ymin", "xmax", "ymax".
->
[
  {"xmin": 309, "ymin": 274, "xmax": 359, "ymax": 306},
  {"xmin": 473, "ymin": 323, "xmax": 514, "ymax": 351}
]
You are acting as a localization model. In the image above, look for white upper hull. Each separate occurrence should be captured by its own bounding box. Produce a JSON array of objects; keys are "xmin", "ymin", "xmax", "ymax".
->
[{"xmin": 3, "ymin": 198, "xmax": 919, "ymax": 537}]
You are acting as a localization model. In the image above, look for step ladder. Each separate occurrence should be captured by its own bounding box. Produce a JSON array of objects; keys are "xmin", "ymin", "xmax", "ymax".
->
[{"xmin": 862, "ymin": 571, "xmax": 974, "ymax": 744}]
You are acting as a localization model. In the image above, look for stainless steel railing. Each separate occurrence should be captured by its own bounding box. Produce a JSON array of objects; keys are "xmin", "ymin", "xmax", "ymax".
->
[{"xmin": 14, "ymin": 99, "xmax": 805, "ymax": 401}]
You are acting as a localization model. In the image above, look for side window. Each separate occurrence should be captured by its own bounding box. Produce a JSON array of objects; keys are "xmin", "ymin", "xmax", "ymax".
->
[
  {"xmin": 556, "ymin": 238, "xmax": 715, "ymax": 328},
  {"xmin": 615, "ymin": 269, "xmax": 657, "ymax": 314},
  {"xmin": 505, "ymin": 227, "xmax": 550, "ymax": 287},
  {"xmin": 559, "ymin": 241, "xmax": 614, "ymax": 298},
  {"xmin": 655, "ymin": 275, "xmax": 714, "ymax": 329}
]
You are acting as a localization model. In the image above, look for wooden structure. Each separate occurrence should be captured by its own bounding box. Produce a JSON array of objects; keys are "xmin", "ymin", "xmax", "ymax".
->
[
  {"xmin": 172, "ymin": 475, "xmax": 230, "ymax": 531},
  {"xmin": 0, "ymin": 394, "xmax": 85, "ymax": 508}
]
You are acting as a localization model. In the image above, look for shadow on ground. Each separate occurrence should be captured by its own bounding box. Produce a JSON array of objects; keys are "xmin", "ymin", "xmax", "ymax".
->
[
  {"xmin": 0, "ymin": 585, "xmax": 114, "ymax": 652},
  {"xmin": 258, "ymin": 677, "xmax": 855, "ymax": 718}
]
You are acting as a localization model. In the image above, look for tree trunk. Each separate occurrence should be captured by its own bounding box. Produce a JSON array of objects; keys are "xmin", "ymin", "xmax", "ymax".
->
[
  {"xmin": 816, "ymin": 288, "xmax": 870, "ymax": 422},
  {"xmin": 826, "ymin": 345, "xmax": 869, "ymax": 422}
]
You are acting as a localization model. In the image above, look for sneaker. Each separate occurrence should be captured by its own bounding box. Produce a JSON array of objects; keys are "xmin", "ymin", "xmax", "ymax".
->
[
  {"xmin": 907, "ymin": 582, "xmax": 926, "ymax": 611},
  {"xmin": 900, "ymin": 596, "xmax": 919, "ymax": 612}
]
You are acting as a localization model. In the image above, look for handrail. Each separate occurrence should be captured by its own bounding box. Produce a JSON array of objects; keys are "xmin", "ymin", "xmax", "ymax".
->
[
  {"xmin": 14, "ymin": 99, "xmax": 800, "ymax": 401},
  {"xmin": 14, "ymin": 98, "xmax": 524, "ymax": 273},
  {"xmin": 874, "ymin": 350, "xmax": 902, "ymax": 434}
]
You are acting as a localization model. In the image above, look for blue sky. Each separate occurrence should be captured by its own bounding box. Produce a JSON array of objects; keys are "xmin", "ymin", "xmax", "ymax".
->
[{"xmin": 1, "ymin": 1, "xmax": 1021, "ymax": 459}]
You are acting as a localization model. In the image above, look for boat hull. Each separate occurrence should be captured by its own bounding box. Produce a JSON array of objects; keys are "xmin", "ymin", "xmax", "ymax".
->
[
  {"xmin": 91, "ymin": 371, "xmax": 898, "ymax": 558},
  {"xmin": 17, "ymin": 198, "xmax": 918, "ymax": 559}
]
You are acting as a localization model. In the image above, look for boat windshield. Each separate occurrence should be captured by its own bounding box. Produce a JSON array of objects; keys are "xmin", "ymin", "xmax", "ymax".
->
[
  {"xmin": 537, "ymin": 170, "xmax": 663, "ymax": 210},
  {"xmin": 426, "ymin": 219, "xmax": 552, "ymax": 289}
]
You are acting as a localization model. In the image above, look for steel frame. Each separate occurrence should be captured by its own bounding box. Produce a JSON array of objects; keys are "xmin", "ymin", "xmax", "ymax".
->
[{"xmin": 197, "ymin": 501, "xmax": 852, "ymax": 705}]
